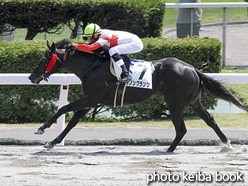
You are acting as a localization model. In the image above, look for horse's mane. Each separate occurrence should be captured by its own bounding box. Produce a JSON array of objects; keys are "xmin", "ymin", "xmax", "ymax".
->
[
  {"xmin": 55, "ymin": 39, "xmax": 72, "ymax": 49},
  {"xmin": 54, "ymin": 38, "xmax": 110, "ymax": 59}
]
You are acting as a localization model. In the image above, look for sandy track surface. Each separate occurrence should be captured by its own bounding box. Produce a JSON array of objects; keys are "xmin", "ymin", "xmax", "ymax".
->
[{"xmin": 0, "ymin": 145, "xmax": 248, "ymax": 186}]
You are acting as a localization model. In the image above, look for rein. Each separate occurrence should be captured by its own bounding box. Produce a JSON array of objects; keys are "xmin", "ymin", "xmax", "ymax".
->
[
  {"xmin": 62, "ymin": 48, "xmax": 100, "ymax": 79},
  {"xmin": 78, "ymin": 58, "xmax": 100, "ymax": 79}
]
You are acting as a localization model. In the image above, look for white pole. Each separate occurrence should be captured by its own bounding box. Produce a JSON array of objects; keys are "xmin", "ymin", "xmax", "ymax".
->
[
  {"xmin": 222, "ymin": 7, "xmax": 227, "ymax": 68},
  {"xmin": 56, "ymin": 84, "xmax": 69, "ymax": 146},
  {"xmin": 191, "ymin": 8, "xmax": 193, "ymax": 37}
]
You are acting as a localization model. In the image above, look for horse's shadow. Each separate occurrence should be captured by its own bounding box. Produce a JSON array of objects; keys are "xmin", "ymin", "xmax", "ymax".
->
[
  {"xmin": 31, "ymin": 145, "xmax": 236, "ymax": 157},
  {"xmin": 31, "ymin": 149, "xmax": 178, "ymax": 157}
]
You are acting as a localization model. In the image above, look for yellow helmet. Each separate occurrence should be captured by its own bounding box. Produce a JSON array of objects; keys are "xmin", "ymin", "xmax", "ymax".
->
[{"xmin": 83, "ymin": 23, "xmax": 102, "ymax": 37}]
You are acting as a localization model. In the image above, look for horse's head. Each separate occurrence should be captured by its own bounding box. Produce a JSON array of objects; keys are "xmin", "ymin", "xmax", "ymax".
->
[{"xmin": 29, "ymin": 41, "xmax": 63, "ymax": 84}]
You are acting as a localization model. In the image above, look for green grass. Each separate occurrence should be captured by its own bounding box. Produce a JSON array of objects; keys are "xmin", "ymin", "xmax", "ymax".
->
[
  {"xmin": 79, "ymin": 113, "xmax": 248, "ymax": 129},
  {"xmin": 164, "ymin": 0, "xmax": 248, "ymax": 28},
  {"xmin": 221, "ymin": 68, "xmax": 248, "ymax": 105},
  {"xmin": 14, "ymin": 26, "xmax": 80, "ymax": 41},
  {"xmin": 1, "ymin": 113, "xmax": 248, "ymax": 129}
]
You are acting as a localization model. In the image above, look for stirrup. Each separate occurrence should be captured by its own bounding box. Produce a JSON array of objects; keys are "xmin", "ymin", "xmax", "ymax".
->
[{"xmin": 118, "ymin": 76, "xmax": 132, "ymax": 84}]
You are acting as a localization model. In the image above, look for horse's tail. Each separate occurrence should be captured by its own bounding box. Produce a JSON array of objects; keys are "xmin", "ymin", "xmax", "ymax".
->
[{"xmin": 195, "ymin": 69, "xmax": 248, "ymax": 111}]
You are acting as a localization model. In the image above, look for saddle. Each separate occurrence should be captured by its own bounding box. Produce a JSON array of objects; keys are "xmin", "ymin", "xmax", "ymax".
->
[{"xmin": 93, "ymin": 47, "xmax": 143, "ymax": 77}]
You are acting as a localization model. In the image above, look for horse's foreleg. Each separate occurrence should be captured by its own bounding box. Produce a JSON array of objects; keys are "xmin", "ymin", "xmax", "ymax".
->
[
  {"xmin": 44, "ymin": 109, "xmax": 90, "ymax": 149},
  {"xmin": 34, "ymin": 105, "xmax": 70, "ymax": 135},
  {"xmin": 35, "ymin": 96, "xmax": 93, "ymax": 135},
  {"xmin": 34, "ymin": 120, "xmax": 53, "ymax": 135}
]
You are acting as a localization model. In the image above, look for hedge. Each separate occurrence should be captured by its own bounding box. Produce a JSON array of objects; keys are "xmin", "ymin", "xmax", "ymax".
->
[
  {"xmin": 0, "ymin": 0, "xmax": 165, "ymax": 39},
  {"xmin": 131, "ymin": 37, "xmax": 222, "ymax": 73},
  {"xmin": 0, "ymin": 37, "xmax": 221, "ymax": 123}
]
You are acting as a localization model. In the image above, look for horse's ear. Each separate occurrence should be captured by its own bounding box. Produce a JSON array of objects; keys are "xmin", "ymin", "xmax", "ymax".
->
[
  {"xmin": 51, "ymin": 42, "xmax": 56, "ymax": 53},
  {"xmin": 47, "ymin": 40, "xmax": 51, "ymax": 49}
]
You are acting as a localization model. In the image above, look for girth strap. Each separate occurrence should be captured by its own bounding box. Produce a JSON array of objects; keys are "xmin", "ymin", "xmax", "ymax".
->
[{"xmin": 114, "ymin": 83, "xmax": 127, "ymax": 107}]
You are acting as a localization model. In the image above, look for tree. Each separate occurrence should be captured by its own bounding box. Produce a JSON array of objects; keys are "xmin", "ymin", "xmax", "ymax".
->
[{"xmin": 0, "ymin": 1, "xmax": 75, "ymax": 40}]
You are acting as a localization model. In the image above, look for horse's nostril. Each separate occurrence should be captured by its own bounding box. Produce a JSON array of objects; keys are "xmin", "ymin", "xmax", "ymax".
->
[{"xmin": 28, "ymin": 75, "xmax": 33, "ymax": 80}]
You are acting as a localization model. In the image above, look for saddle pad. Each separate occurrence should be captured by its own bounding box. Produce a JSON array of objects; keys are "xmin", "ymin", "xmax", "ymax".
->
[{"xmin": 126, "ymin": 61, "xmax": 154, "ymax": 89}]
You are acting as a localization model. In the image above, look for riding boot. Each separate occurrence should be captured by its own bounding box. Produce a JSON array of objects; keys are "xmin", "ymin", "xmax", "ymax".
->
[
  {"xmin": 112, "ymin": 53, "xmax": 132, "ymax": 83},
  {"xmin": 119, "ymin": 64, "xmax": 132, "ymax": 83}
]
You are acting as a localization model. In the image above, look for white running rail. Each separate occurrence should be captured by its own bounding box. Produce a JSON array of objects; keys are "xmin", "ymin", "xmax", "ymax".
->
[{"xmin": 1, "ymin": 73, "xmax": 248, "ymax": 145}]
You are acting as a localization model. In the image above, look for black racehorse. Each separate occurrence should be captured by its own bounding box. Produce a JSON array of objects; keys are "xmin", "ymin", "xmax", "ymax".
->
[{"xmin": 29, "ymin": 39, "xmax": 248, "ymax": 152}]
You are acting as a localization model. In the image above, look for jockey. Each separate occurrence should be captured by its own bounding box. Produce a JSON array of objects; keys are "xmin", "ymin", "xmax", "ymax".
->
[{"xmin": 71, "ymin": 23, "xmax": 144, "ymax": 83}]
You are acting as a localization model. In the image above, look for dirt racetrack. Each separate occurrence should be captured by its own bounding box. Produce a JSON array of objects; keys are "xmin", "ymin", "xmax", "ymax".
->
[{"xmin": 0, "ymin": 145, "xmax": 248, "ymax": 186}]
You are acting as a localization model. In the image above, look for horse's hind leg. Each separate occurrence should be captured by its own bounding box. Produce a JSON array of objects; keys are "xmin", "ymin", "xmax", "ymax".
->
[
  {"xmin": 44, "ymin": 109, "xmax": 90, "ymax": 149},
  {"xmin": 189, "ymin": 100, "xmax": 231, "ymax": 147}
]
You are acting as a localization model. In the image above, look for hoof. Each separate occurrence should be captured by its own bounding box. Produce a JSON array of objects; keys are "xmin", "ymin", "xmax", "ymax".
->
[
  {"xmin": 220, "ymin": 145, "xmax": 234, "ymax": 152},
  {"xmin": 166, "ymin": 149, "xmax": 174, "ymax": 153},
  {"xmin": 226, "ymin": 139, "xmax": 234, "ymax": 149},
  {"xmin": 220, "ymin": 139, "xmax": 234, "ymax": 152},
  {"xmin": 44, "ymin": 142, "xmax": 54, "ymax": 149},
  {"xmin": 34, "ymin": 128, "xmax": 45, "ymax": 135}
]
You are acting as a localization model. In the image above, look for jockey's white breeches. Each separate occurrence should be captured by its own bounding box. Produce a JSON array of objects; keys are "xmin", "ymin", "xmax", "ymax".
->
[{"xmin": 108, "ymin": 35, "xmax": 143, "ymax": 56}]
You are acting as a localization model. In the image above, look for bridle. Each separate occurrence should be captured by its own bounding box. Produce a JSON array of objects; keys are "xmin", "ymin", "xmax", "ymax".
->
[
  {"xmin": 36, "ymin": 47, "xmax": 101, "ymax": 81},
  {"xmin": 36, "ymin": 49, "xmax": 63, "ymax": 81}
]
